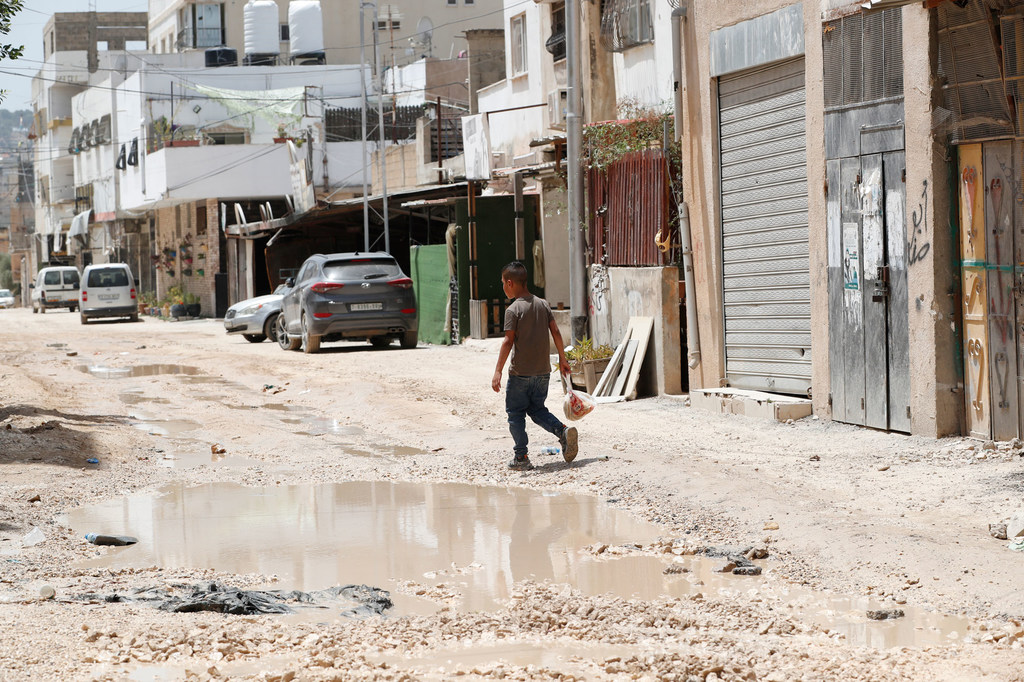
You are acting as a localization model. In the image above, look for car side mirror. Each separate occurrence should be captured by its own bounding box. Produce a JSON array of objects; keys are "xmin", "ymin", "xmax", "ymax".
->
[
  {"xmin": 29, "ymin": 283, "xmax": 34, "ymax": 289},
  {"xmin": 73, "ymin": 283, "xmax": 80, "ymax": 290},
  {"xmin": 285, "ymin": 277, "xmax": 295, "ymax": 288},
  {"xmin": 134, "ymin": 278, "xmax": 140, "ymax": 287}
]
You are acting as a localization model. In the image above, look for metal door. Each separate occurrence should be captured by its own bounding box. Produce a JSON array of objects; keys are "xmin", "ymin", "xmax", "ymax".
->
[
  {"xmin": 827, "ymin": 151, "xmax": 910, "ymax": 431},
  {"xmin": 980, "ymin": 142, "xmax": 1021, "ymax": 439},
  {"xmin": 718, "ymin": 57, "xmax": 811, "ymax": 394}
]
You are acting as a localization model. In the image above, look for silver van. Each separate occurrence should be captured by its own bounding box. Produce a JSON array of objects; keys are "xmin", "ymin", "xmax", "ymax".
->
[
  {"xmin": 30, "ymin": 266, "xmax": 80, "ymax": 313},
  {"xmin": 80, "ymin": 263, "xmax": 139, "ymax": 323}
]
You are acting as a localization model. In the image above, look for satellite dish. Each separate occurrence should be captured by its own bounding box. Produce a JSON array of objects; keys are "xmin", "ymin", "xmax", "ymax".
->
[{"xmin": 415, "ymin": 16, "xmax": 433, "ymax": 46}]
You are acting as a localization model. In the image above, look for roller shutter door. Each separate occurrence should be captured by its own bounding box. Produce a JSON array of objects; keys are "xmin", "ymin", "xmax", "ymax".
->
[{"xmin": 718, "ymin": 57, "xmax": 811, "ymax": 395}]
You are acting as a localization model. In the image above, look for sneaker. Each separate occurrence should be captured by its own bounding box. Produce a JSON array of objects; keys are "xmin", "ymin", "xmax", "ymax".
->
[
  {"xmin": 508, "ymin": 456, "xmax": 534, "ymax": 471},
  {"xmin": 560, "ymin": 426, "xmax": 578, "ymax": 463}
]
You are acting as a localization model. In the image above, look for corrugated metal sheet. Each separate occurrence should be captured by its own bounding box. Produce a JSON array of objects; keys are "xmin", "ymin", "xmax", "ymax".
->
[
  {"xmin": 587, "ymin": 149, "xmax": 670, "ymax": 267},
  {"xmin": 718, "ymin": 57, "xmax": 811, "ymax": 395}
]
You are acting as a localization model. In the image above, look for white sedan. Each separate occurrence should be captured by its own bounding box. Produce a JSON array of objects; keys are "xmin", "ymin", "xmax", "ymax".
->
[{"xmin": 0, "ymin": 289, "xmax": 15, "ymax": 309}]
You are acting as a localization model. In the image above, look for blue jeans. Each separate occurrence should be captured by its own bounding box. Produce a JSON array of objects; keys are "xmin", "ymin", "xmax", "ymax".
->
[{"xmin": 505, "ymin": 374, "xmax": 565, "ymax": 457}]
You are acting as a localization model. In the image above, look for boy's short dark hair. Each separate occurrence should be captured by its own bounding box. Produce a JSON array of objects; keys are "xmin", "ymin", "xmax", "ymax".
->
[{"xmin": 501, "ymin": 261, "xmax": 528, "ymax": 284}]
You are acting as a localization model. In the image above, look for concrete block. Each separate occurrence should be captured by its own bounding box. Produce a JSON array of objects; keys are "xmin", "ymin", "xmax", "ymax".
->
[
  {"xmin": 690, "ymin": 387, "xmax": 812, "ymax": 423},
  {"xmin": 1008, "ymin": 510, "xmax": 1024, "ymax": 539}
]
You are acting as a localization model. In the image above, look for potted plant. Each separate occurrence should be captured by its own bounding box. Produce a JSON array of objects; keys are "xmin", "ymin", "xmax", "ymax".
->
[
  {"xmin": 184, "ymin": 292, "xmax": 201, "ymax": 318},
  {"xmin": 566, "ymin": 337, "xmax": 615, "ymax": 390},
  {"xmin": 274, "ymin": 122, "xmax": 290, "ymax": 143},
  {"xmin": 168, "ymin": 285, "xmax": 186, "ymax": 318}
]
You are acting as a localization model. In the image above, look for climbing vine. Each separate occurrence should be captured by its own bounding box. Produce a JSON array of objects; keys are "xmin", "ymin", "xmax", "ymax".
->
[{"xmin": 582, "ymin": 100, "xmax": 682, "ymax": 172}]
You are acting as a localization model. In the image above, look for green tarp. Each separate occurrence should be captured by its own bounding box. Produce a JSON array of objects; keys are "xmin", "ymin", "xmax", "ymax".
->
[{"xmin": 410, "ymin": 244, "xmax": 451, "ymax": 345}]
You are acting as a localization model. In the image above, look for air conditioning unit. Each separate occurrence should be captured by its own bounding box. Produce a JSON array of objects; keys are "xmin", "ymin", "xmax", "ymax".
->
[{"xmin": 547, "ymin": 88, "xmax": 568, "ymax": 131}]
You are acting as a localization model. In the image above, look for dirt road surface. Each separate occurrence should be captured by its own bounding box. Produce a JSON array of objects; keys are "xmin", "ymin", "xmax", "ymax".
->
[{"xmin": 1, "ymin": 308, "xmax": 1023, "ymax": 681}]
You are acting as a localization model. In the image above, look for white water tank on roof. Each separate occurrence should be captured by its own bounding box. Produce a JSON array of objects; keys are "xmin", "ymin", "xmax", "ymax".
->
[
  {"xmin": 244, "ymin": 0, "xmax": 280, "ymax": 58},
  {"xmin": 289, "ymin": 0, "xmax": 324, "ymax": 59}
]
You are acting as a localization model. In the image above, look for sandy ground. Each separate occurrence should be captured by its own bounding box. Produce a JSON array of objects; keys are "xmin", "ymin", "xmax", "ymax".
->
[{"xmin": 1, "ymin": 307, "xmax": 1023, "ymax": 681}]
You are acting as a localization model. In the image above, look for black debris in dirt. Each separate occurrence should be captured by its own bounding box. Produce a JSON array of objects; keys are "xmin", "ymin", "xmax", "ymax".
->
[
  {"xmin": 866, "ymin": 608, "xmax": 905, "ymax": 621},
  {"xmin": 732, "ymin": 566, "xmax": 762, "ymax": 576},
  {"xmin": 76, "ymin": 581, "xmax": 393, "ymax": 618}
]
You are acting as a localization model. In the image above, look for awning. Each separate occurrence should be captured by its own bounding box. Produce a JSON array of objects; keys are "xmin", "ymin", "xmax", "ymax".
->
[{"xmin": 69, "ymin": 209, "xmax": 91, "ymax": 240}]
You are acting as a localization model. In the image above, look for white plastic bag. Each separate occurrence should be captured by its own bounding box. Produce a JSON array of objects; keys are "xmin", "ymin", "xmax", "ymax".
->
[
  {"xmin": 563, "ymin": 385, "xmax": 596, "ymax": 421},
  {"xmin": 22, "ymin": 526, "xmax": 46, "ymax": 547}
]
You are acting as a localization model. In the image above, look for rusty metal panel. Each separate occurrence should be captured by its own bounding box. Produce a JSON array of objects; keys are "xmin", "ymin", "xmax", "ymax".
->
[
  {"xmin": 960, "ymin": 144, "xmax": 990, "ymax": 439},
  {"xmin": 587, "ymin": 149, "xmax": 669, "ymax": 268},
  {"xmin": 861, "ymin": 154, "xmax": 888, "ymax": 430},
  {"xmin": 984, "ymin": 142, "xmax": 1018, "ymax": 440},
  {"xmin": 827, "ymin": 159, "xmax": 847, "ymax": 421},
  {"xmin": 884, "ymin": 150, "xmax": 910, "ymax": 433},
  {"xmin": 841, "ymin": 156, "xmax": 867, "ymax": 425}
]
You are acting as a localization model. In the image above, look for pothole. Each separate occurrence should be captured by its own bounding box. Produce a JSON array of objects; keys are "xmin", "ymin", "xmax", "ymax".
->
[
  {"xmin": 63, "ymin": 480, "xmax": 970, "ymax": 648},
  {"xmin": 77, "ymin": 364, "xmax": 203, "ymax": 378}
]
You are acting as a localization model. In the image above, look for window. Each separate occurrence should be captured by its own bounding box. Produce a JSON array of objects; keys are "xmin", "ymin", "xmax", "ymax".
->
[
  {"xmin": 43, "ymin": 271, "xmax": 61, "ymax": 286},
  {"xmin": 180, "ymin": 3, "xmax": 225, "ymax": 49},
  {"xmin": 87, "ymin": 268, "xmax": 129, "ymax": 288},
  {"xmin": 511, "ymin": 14, "xmax": 527, "ymax": 75},
  {"xmin": 63, "ymin": 271, "xmax": 80, "ymax": 286},
  {"xmin": 447, "ymin": 0, "xmax": 457, "ymax": 5},
  {"xmin": 196, "ymin": 205, "xmax": 208, "ymax": 236},
  {"xmin": 600, "ymin": 0, "xmax": 654, "ymax": 52},
  {"xmin": 206, "ymin": 131, "xmax": 246, "ymax": 145},
  {"xmin": 546, "ymin": 2, "xmax": 566, "ymax": 62},
  {"xmin": 323, "ymin": 258, "xmax": 401, "ymax": 281},
  {"xmin": 280, "ymin": 24, "xmax": 289, "ymax": 42}
]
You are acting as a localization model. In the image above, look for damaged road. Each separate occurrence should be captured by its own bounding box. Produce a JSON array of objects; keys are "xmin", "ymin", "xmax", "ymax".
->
[{"xmin": 1, "ymin": 309, "xmax": 1023, "ymax": 680}]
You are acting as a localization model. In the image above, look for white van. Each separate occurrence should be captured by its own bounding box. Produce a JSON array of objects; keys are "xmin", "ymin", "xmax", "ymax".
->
[
  {"xmin": 30, "ymin": 266, "xmax": 80, "ymax": 313},
  {"xmin": 80, "ymin": 263, "xmax": 139, "ymax": 324}
]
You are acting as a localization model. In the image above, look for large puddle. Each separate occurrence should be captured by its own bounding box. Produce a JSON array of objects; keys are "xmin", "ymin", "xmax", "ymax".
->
[{"xmin": 64, "ymin": 481, "xmax": 969, "ymax": 650}]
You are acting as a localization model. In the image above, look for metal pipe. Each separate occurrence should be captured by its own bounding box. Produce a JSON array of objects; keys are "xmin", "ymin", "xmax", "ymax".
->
[
  {"xmin": 672, "ymin": 4, "xmax": 701, "ymax": 370},
  {"xmin": 566, "ymin": 0, "xmax": 587, "ymax": 343},
  {"xmin": 514, "ymin": 171, "xmax": 525, "ymax": 260},
  {"xmin": 372, "ymin": 4, "xmax": 390, "ymax": 254},
  {"xmin": 359, "ymin": 2, "xmax": 370, "ymax": 251}
]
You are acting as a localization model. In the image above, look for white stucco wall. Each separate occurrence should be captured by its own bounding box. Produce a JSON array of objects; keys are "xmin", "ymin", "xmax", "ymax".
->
[{"xmin": 610, "ymin": 2, "xmax": 675, "ymax": 109}]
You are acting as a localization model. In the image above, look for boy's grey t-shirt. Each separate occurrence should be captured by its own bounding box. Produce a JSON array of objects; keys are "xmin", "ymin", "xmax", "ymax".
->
[{"xmin": 504, "ymin": 294, "xmax": 554, "ymax": 376}]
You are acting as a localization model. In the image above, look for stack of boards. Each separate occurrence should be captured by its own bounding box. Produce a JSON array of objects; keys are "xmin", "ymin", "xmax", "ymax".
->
[{"xmin": 591, "ymin": 316, "xmax": 653, "ymax": 403}]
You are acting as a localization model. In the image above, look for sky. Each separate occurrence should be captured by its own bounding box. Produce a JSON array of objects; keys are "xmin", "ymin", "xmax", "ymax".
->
[{"xmin": 1, "ymin": 0, "xmax": 148, "ymax": 112}]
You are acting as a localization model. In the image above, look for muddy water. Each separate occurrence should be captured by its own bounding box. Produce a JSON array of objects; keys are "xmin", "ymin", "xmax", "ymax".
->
[
  {"xmin": 65, "ymin": 481, "xmax": 660, "ymax": 615},
  {"xmin": 65, "ymin": 481, "xmax": 969, "ymax": 649},
  {"xmin": 77, "ymin": 364, "xmax": 203, "ymax": 378}
]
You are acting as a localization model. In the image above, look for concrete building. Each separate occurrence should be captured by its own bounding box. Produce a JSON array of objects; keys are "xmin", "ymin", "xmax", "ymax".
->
[
  {"xmin": 147, "ymin": 0, "xmax": 502, "ymax": 67},
  {"xmin": 472, "ymin": 0, "xmax": 683, "ymax": 398},
  {"xmin": 31, "ymin": 12, "xmax": 147, "ymax": 275},
  {"xmin": 673, "ymin": 0, "xmax": 975, "ymax": 438}
]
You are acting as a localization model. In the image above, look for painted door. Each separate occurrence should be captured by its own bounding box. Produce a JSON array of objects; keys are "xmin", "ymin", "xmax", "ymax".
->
[
  {"xmin": 959, "ymin": 144, "xmax": 990, "ymax": 439},
  {"xmin": 827, "ymin": 152, "xmax": 910, "ymax": 431}
]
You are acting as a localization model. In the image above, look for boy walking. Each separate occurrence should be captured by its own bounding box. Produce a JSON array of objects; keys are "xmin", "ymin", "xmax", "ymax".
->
[{"xmin": 491, "ymin": 261, "xmax": 579, "ymax": 470}]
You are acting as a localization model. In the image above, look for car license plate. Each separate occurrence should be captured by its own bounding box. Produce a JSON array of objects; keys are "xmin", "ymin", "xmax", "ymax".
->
[
  {"xmin": 98, "ymin": 293, "xmax": 119, "ymax": 300},
  {"xmin": 350, "ymin": 302, "xmax": 382, "ymax": 311}
]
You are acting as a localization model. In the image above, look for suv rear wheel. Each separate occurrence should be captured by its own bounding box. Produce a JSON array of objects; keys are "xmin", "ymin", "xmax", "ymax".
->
[
  {"xmin": 302, "ymin": 313, "xmax": 321, "ymax": 354},
  {"xmin": 277, "ymin": 314, "xmax": 300, "ymax": 351},
  {"xmin": 400, "ymin": 330, "xmax": 418, "ymax": 349}
]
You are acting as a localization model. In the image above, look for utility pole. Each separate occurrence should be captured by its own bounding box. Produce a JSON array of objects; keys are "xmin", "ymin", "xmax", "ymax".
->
[
  {"xmin": 566, "ymin": 0, "xmax": 587, "ymax": 343},
  {"xmin": 359, "ymin": 2, "xmax": 371, "ymax": 251},
  {"xmin": 372, "ymin": 4, "xmax": 390, "ymax": 254}
]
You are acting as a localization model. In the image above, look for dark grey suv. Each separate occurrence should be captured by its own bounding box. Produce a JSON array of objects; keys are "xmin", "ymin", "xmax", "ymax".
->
[{"xmin": 276, "ymin": 252, "xmax": 418, "ymax": 354}]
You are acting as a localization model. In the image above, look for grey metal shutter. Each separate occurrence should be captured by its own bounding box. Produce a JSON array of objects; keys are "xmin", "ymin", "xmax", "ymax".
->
[{"xmin": 718, "ymin": 57, "xmax": 811, "ymax": 395}]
